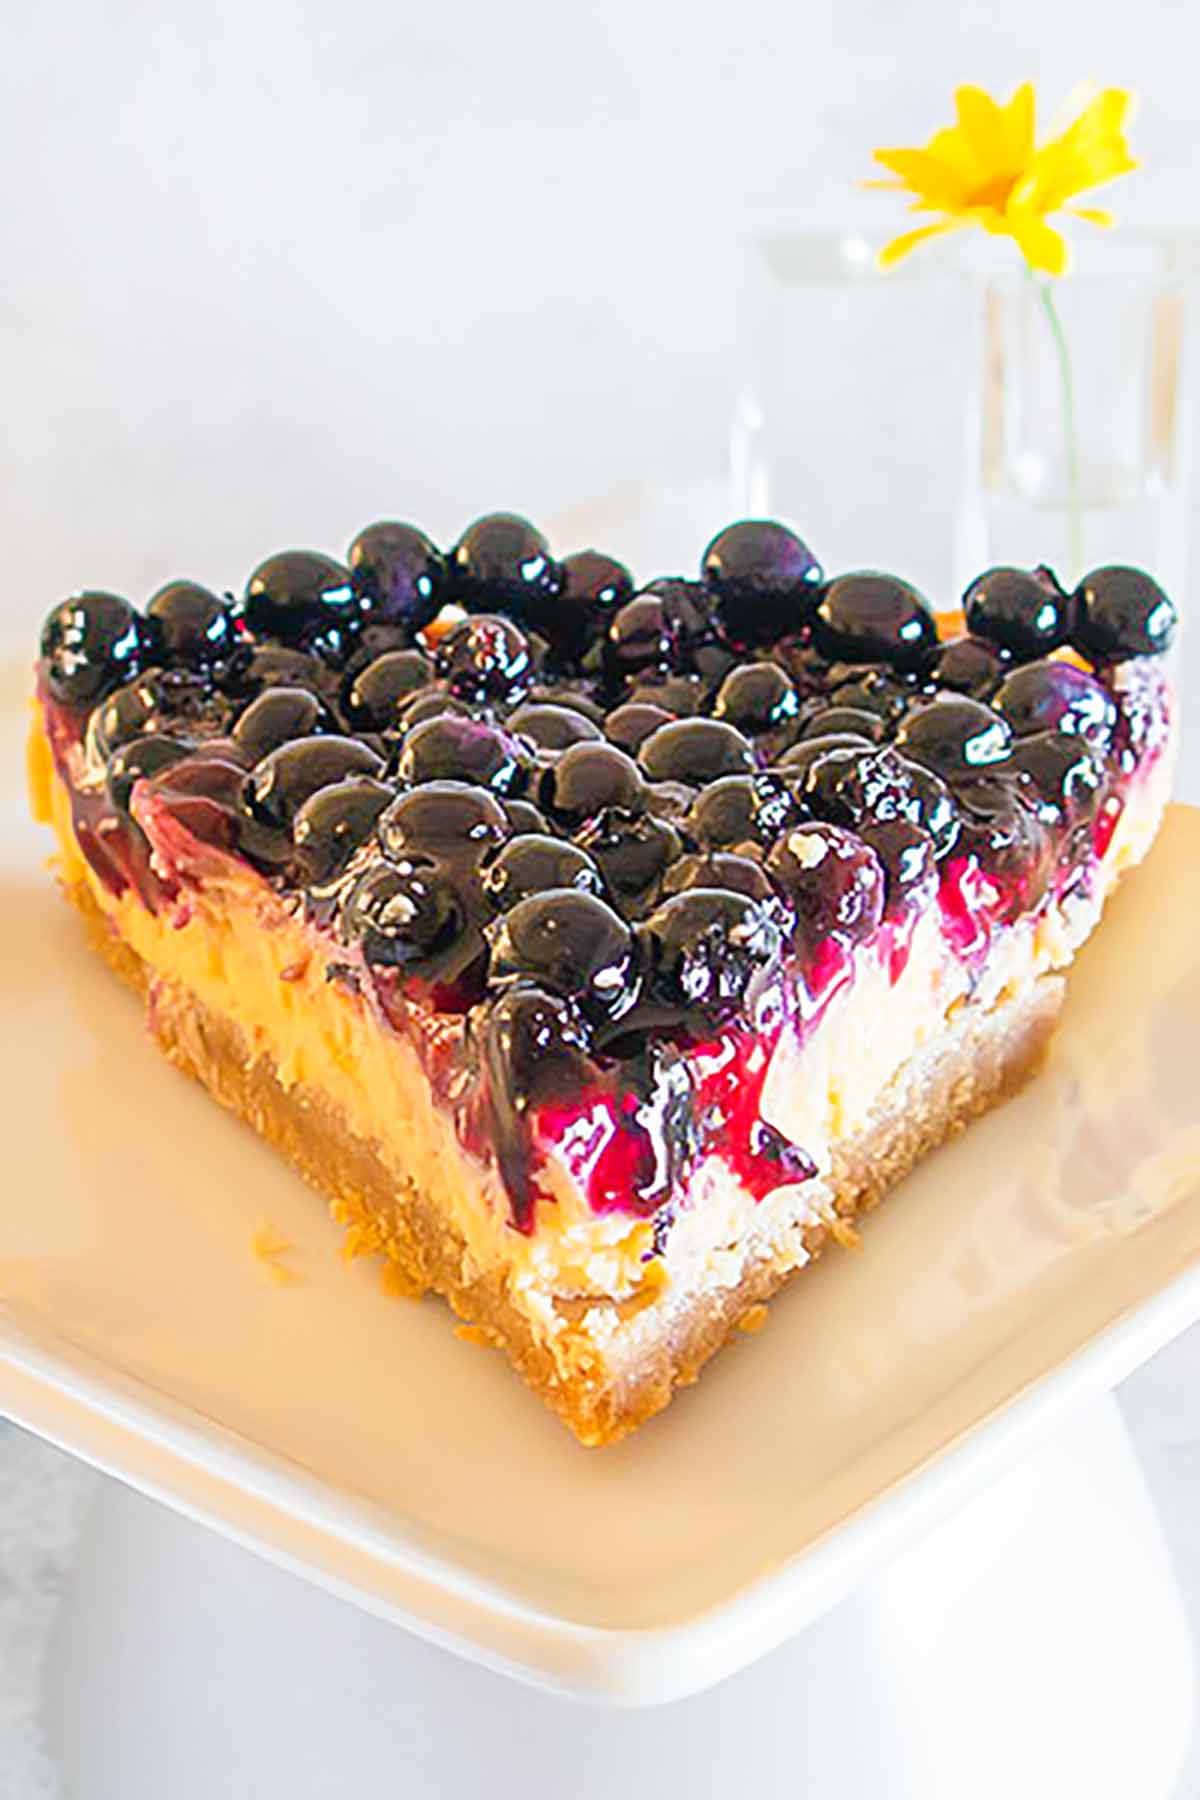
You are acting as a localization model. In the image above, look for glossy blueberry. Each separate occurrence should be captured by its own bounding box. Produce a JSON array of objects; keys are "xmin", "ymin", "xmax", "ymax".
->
[
  {"xmin": 540, "ymin": 741, "xmax": 645, "ymax": 826},
  {"xmin": 435, "ymin": 614, "xmax": 534, "ymax": 705},
  {"xmin": 701, "ymin": 520, "xmax": 823, "ymax": 646},
  {"xmin": 341, "ymin": 858, "xmax": 464, "ymax": 972},
  {"xmin": 500, "ymin": 797, "xmax": 548, "ymax": 835},
  {"xmin": 342, "ymin": 650, "xmax": 434, "ymax": 732},
  {"xmin": 641, "ymin": 888, "xmax": 782, "ymax": 1018},
  {"xmin": 393, "ymin": 714, "xmax": 531, "ymax": 795},
  {"xmin": 993, "ymin": 659, "xmax": 1118, "ymax": 750},
  {"xmin": 1073, "ymin": 566, "xmax": 1177, "ymax": 662},
  {"xmin": 145, "ymin": 751, "xmax": 289, "ymax": 866},
  {"xmin": 247, "ymin": 735, "xmax": 383, "ymax": 831},
  {"xmin": 479, "ymin": 985, "xmax": 596, "ymax": 1225},
  {"xmin": 1006, "ymin": 731, "xmax": 1105, "ymax": 830},
  {"xmin": 603, "ymin": 596, "xmax": 676, "ymax": 684},
  {"xmin": 525, "ymin": 684, "xmax": 608, "ymax": 727},
  {"xmin": 660, "ymin": 850, "xmax": 776, "ymax": 904},
  {"xmin": 924, "ymin": 634, "xmax": 1011, "ymax": 698},
  {"xmin": 625, "ymin": 674, "xmax": 702, "ymax": 717},
  {"xmin": 796, "ymin": 704, "xmax": 887, "ymax": 744},
  {"xmin": 481, "ymin": 834, "xmax": 605, "ymax": 912},
  {"xmin": 40, "ymin": 592, "xmax": 149, "ymax": 707},
  {"xmin": 292, "ymin": 776, "xmax": 394, "ymax": 888},
  {"xmin": 638, "ymin": 718, "xmax": 756, "ymax": 786},
  {"xmin": 825, "ymin": 665, "xmax": 913, "ymax": 723},
  {"xmin": 347, "ymin": 522, "xmax": 444, "ymax": 635},
  {"xmin": 795, "ymin": 743, "xmax": 959, "ymax": 855},
  {"xmin": 686, "ymin": 773, "xmax": 799, "ymax": 849},
  {"xmin": 774, "ymin": 731, "xmax": 876, "ymax": 780},
  {"xmin": 488, "ymin": 890, "xmax": 635, "ymax": 1021},
  {"xmin": 712, "ymin": 663, "xmax": 801, "ymax": 735},
  {"xmin": 448, "ymin": 514, "xmax": 563, "ymax": 619},
  {"xmin": 813, "ymin": 574, "xmax": 937, "ymax": 671},
  {"xmin": 221, "ymin": 643, "xmax": 332, "ymax": 699},
  {"xmin": 646, "ymin": 579, "xmax": 732, "ymax": 681},
  {"xmin": 573, "ymin": 807, "xmax": 681, "ymax": 905},
  {"xmin": 605, "ymin": 701, "xmax": 675, "ymax": 755},
  {"xmin": 233, "ymin": 686, "xmax": 333, "ymax": 761},
  {"xmin": 394, "ymin": 689, "xmax": 471, "ymax": 730},
  {"xmin": 377, "ymin": 782, "xmax": 509, "ymax": 863},
  {"xmin": 963, "ymin": 566, "xmax": 1072, "ymax": 660},
  {"xmin": 893, "ymin": 697, "xmax": 1013, "ymax": 781},
  {"xmin": 857, "ymin": 818, "xmax": 936, "ymax": 918},
  {"xmin": 506, "ymin": 702, "xmax": 602, "ymax": 750},
  {"xmin": 88, "ymin": 669, "xmax": 231, "ymax": 760},
  {"xmin": 548, "ymin": 550, "xmax": 635, "ymax": 664},
  {"xmin": 105, "ymin": 734, "xmax": 191, "ymax": 814},
  {"xmin": 766, "ymin": 822, "xmax": 886, "ymax": 956},
  {"xmin": 954, "ymin": 777, "xmax": 1053, "ymax": 914},
  {"xmin": 146, "ymin": 581, "xmax": 235, "ymax": 667},
  {"xmin": 243, "ymin": 551, "xmax": 358, "ymax": 646}
]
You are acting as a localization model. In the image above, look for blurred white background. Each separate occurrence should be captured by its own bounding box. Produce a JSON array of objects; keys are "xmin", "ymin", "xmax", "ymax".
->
[{"xmin": 3, "ymin": 0, "xmax": 1200, "ymax": 651}]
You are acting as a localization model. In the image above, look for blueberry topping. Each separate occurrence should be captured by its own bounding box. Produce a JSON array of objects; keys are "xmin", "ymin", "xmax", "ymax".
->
[
  {"xmin": 478, "ymin": 986, "xmax": 596, "ymax": 1229},
  {"xmin": 292, "ymin": 777, "xmax": 394, "ymax": 888},
  {"xmin": 993, "ymin": 659, "xmax": 1117, "ymax": 749},
  {"xmin": 481, "ymin": 834, "xmax": 604, "ymax": 912},
  {"xmin": 963, "ymin": 566, "xmax": 1072, "ymax": 660},
  {"xmin": 40, "ymin": 592, "xmax": 149, "ymax": 707},
  {"xmin": 346, "ymin": 522, "xmax": 444, "ymax": 635},
  {"xmin": 954, "ymin": 778, "xmax": 1053, "ymax": 913},
  {"xmin": 893, "ymin": 697, "xmax": 1013, "ymax": 781},
  {"xmin": 794, "ymin": 742, "xmax": 959, "ymax": 856},
  {"xmin": 647, "ymin": 580, "xmax": 732, "ymax": 680},
  {"xmin": 146, "ymin": 582, "xmax": 235, "ymax": 667},
  {"xmin": 449, "ymin": 513, "xmax": 563, "ymax": 619},
  {"xmin": 712, "ymin": 662, "xmax": 801, "ymax": 734},
  {"xmin": 488, "ymin": 890, "xmax": 635, "ymax": 1021},
  {"xmin": 642, "ymin": 888, "xmax": 782, "ymax": 1019},
  {"xmin": 701, "ymin": 520, "xmax": 822, "ymax": 646},
  {"xmin": 435, "ymin": 614, "xmax": 534, "ymax": 706},
  {"xmin": 540, "ymin": 741, "xmax": 644, "ymax": 825},
  {"xmin": 775, "ymin": 731, "xmax": 876, "ymax": 779},
  {"xmin": 573, "ymin": 807, "xmax": 681, "ymax": 905},
  {"xmin": 525, "ymin": 684, "xmax": 607, "ymax": 726},
  {"xmin": 824, "ymin": 665, "xmax": 913, "ymax": 723},
  {"xmin": 342, "ymin": 650, "xmax": 434, "ymax": 732},
  {"xmin": 924, "ymin": 634, "xmax": 1011, "ymax": 697},
  {"xmin": 393, "ymin": 714, "xmax": 531, "ymax": 795},
  {"xmin": 796, "ymin": 704, "xmax": 888, "ymax": 744},
  {"xmin": 603, "ymin": 595, "xmax": 677, "ymax": 685},
  {"xmin": 638, "ymin": 718, "xmax": 757, "ymax": 785},
  {"xmin": 858, "ymin": 818, "xmax": 936, "ymax": 918},
  {"xmin": 222, "ymin": 644, "xmax": 332, "ymax": 699},
  {"xmin": 506, "ymin": 702, "xmax": 602, "ymax": 750},
  {"xmin": 625, "ymin": 674, "xmax": 702, "ymax": 717},
  {"xmin": 247, "ymin": 735, "xmax": 383, "ymax": 831},
  {"xmin": 500, "ymin": 798, "xmax": 548, "ymax": 835},
  {"xmin": 766, "ymin": 822, "xmax": 886, "ymax": 956},
  {"xmin": 812, "ymin": 574, "xmax": 937, "ymax": 672},
  {"xmin": 686, "ymin": 772, "xmax": 799, "ymax": 849},
  {"xmin": 661, "ymin": 850, "xmax": 776, "ymax": 903},
  {"xmin": 550, "ymin": 550, "xmax": 634, "ymax": 664},
  {"xmin": 605, "ymin": 701, "xmax": 675, "ymax": 754},
  {"xmin": 342, "ymin": 858, "xmax": 465, "ymax": 972},
  {"xmin": 105, "ymin": 734, "xmax": 191, "ymax": 814},
  {"xmin": 394, "ymin": 689, "xmax": 472, "ymax": 730},
  {"xmin": 233, "ymin": 686, "xmax": 333, "ymax": 761},
  {"xmin": 88, "ymin": 669, "xmax": 231, "ymax": 759},
  {"xmin": 243, "ymin": 551, "xmax": 358, "ymax": 646},
  {"xmin": 377, "ymin": 782, "xmax": 509, "ymax": 862},
  {"xmin": 1073, "ymin": 566, "xmax": 1177, "ymax": 662},
  {"xmin": 1006, "ymin": 731, "xmax": 1105, "ymax": 830}
]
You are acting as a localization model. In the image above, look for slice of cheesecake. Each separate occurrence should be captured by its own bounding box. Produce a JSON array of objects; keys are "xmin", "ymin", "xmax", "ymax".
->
[{"xmin": 29, "ymin": 518, "xmax": 1177, "ymax": 1444}]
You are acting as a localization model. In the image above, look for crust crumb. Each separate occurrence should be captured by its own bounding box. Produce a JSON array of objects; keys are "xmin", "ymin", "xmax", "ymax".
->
[
  {"xmin": 455, "ymin": 1323, "xmax": 498, "ymax": 1349},
  {"xmin": 829, "ymin": 1217, "xmax": 863, "ymax": 1251},
  {"xmin": 252, "ymin": 1223, "xmax": 301, "ymax": 1285},
  {"xmin": 738, "ymin": 1304, "xmax": 770, "ymax": 1334}
]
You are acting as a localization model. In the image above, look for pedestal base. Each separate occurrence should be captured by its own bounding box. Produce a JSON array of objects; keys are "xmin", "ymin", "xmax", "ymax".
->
[{"xmin": 43, "ymin": 1395, "xmax": 1194, "ymax": 1800}]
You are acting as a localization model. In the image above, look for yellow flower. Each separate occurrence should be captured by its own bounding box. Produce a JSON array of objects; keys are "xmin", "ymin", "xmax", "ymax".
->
[{"xmin": 869, "ymin": 84, "xmax": 1138, "ymax": 276}]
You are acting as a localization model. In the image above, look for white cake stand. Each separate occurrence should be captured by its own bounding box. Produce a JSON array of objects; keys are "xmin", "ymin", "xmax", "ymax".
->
[{"xmin": 43, "ymin": 1391, "xmax": 1194, "ymax": 1800}]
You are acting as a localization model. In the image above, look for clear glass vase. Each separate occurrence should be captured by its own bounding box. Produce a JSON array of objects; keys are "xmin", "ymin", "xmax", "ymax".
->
[
  {"xmin": 732, "ymin": 229, "xmax": 1198, "ymax": 611},
  {"xmin": 963, "ymin": 231, "xmax": 1199, "ymax": 596}
]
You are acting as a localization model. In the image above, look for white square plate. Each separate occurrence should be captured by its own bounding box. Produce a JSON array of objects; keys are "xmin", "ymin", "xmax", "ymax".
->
[{"xmin": 2, "ymin": 680, "xmax": 1199, "ymax": 1703}]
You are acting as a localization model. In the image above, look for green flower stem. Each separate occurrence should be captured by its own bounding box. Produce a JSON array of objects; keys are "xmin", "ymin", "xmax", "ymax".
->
[{"xmin": 1033, "ymin": 276, "xmax": 1084, "ymax": 578}]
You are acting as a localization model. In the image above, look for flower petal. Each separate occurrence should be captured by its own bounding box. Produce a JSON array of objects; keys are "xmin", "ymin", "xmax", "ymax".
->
[
  {"xmin": 876, "ymin": 217, "xmax": 967, "ymax": 269},
  {"xmin": 955, "ymin": 86, "xmax": 1014, "ymax": 178},
  {"xmin": 1005, "ymin": 209, "xmax": 1071, "ymax": 277},
  {"xmin": 1067, "ymin": 205, "xmax": 1115, "ymax": 227},
  {"xmin": 999, "ymin": 83, "xmax": 1036, "ymax": 164}
]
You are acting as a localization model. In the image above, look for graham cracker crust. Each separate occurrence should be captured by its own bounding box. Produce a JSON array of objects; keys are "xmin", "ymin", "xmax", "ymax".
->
[{"xmin": 61, "ymin": 872, "xmax": 1063, "ymax": 1447}]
